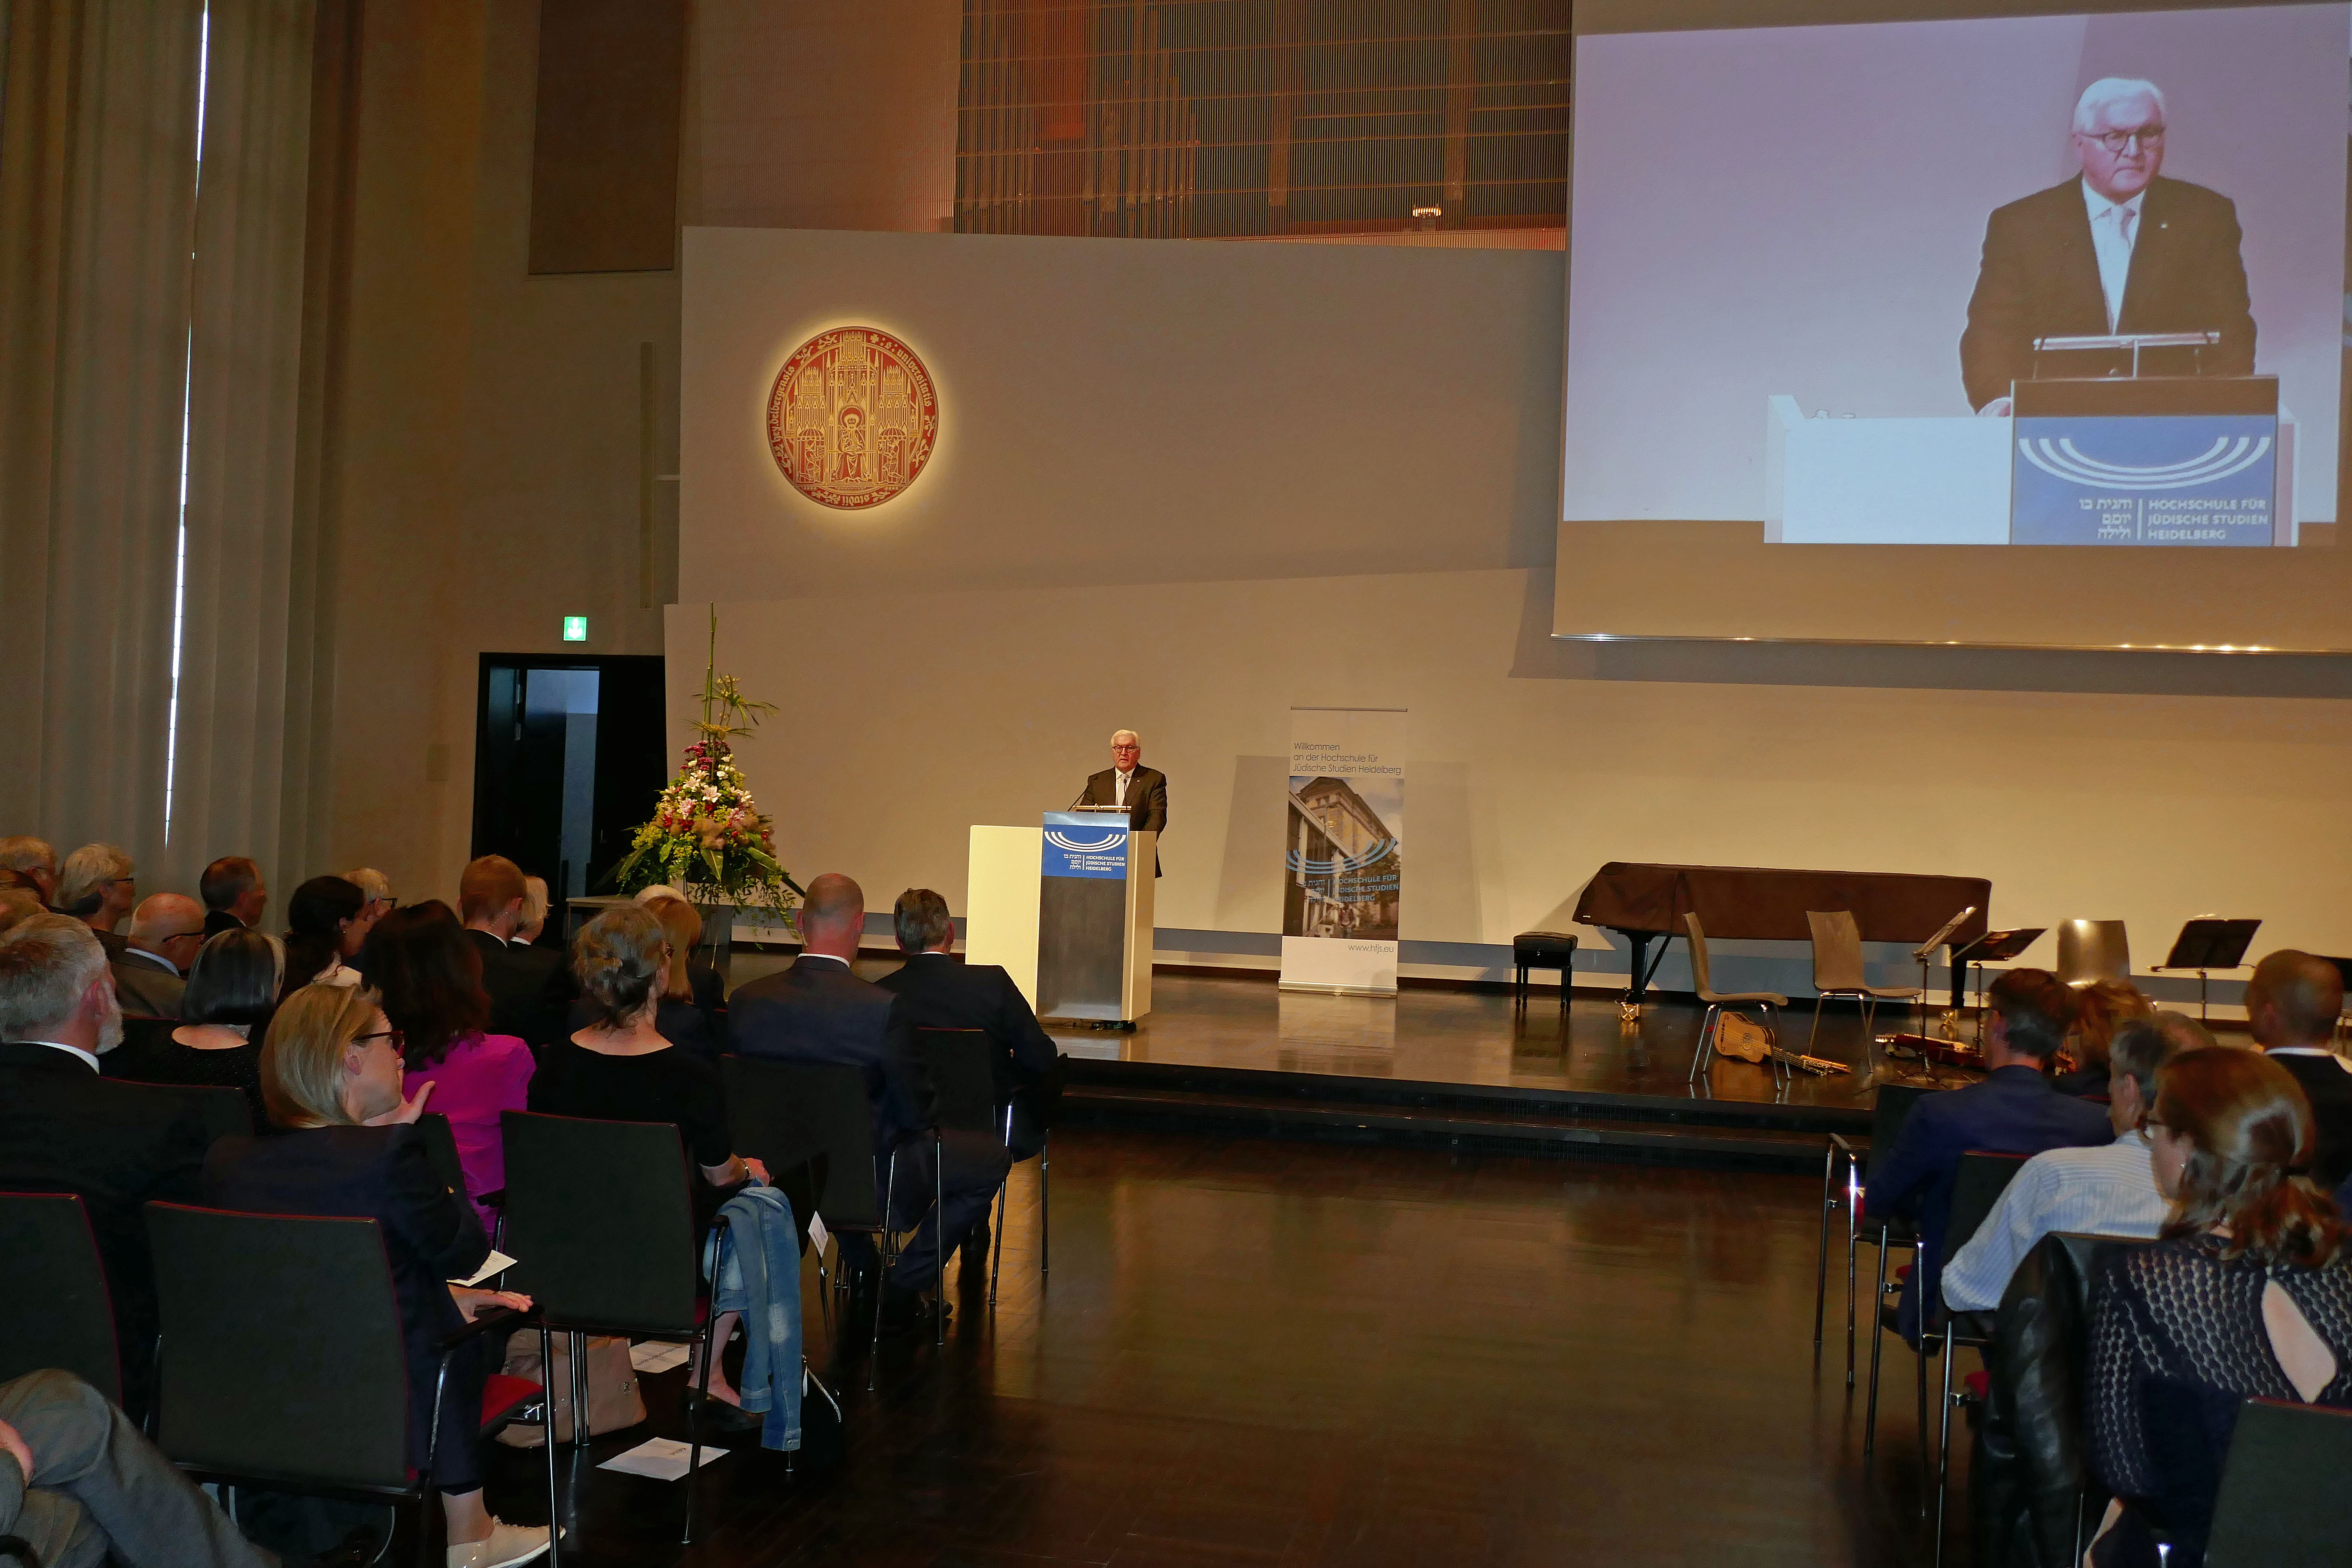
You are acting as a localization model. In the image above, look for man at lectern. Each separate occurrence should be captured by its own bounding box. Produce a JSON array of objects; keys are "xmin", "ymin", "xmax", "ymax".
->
[
  {"xmin": 1078, "ymin": 729, "xmax": 1166, "ymax": 876},
  {"xmin": 1960, "ymin": 77, "xmax": 2254, "ymax": 414}
]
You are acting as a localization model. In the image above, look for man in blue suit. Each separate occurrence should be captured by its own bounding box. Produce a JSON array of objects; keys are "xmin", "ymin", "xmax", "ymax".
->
[
  {"xmin": 1865, "ymin": 968, "xmax": 2111, "ymax": 1340},
  {"xmin": 729, "ymin": 873, "xmax": 1008, "ymax": 1327}
]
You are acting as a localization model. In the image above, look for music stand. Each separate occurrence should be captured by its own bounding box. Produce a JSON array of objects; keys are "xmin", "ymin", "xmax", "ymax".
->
[
  {"xmin": 1948, "ymin": 929, "xmax": 2047, "ymax": 1044},
  {"xmin": 2153, "ymin": 917, "xmax": 2263, "ymax": 1021},
  {"xmin": 1910, "ymin": 906, "xmax": 1978, "ymax": 1040}
]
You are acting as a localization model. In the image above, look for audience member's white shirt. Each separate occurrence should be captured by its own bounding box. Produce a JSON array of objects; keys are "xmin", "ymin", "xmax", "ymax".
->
[
  {"xmin": 118, "ymin": 946, "xmax": 178, "ymax": 975},
  {"xmin": 796, "ymin": 951, "xmax": 849, "ymax": 967},
  {"xmin": 16, "ymin": 1039, "xmax": 101, "ymax": 1073},
  {"xmin": 314, "ymin": 959, "xmax": 361, "ymax": 988},
  {"xmin": 1941, "ymin": 1132, "xmax": 2165, "ymax": 1312},
  {"xmin": 2267, "ymin": 1045, "xmax": 2352, "ymax": 1073}
]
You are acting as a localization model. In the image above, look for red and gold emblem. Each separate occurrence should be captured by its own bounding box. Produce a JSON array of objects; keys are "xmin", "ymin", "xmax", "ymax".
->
[{"xmin": 765, "ymin": 327, "xmax": 939, "ymax": 510}]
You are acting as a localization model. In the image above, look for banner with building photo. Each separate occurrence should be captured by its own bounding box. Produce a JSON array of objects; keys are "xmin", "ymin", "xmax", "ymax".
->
[{"xmin": 1280, "ymin": 707, "xmax": 1405, "ymax": 995}]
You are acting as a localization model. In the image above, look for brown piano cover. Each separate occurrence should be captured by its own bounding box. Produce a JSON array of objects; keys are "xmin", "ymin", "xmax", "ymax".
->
[{"xmin": 1572, "ymin": 863, "xmax": 1990, "ymax": 948}]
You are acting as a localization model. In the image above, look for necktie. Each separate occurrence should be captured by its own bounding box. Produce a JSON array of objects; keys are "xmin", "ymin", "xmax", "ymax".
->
[{"xmin": 2116, "ymin": 206, "xmax": 2135, "ymax": 249}]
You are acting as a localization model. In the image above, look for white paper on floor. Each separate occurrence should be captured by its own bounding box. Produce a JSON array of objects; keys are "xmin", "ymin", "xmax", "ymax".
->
[
  {"xmin": 628, "ymin": 1341, "xmax": 691, "ymax": 1374},
  {"xmin": 598, "ymin": 1437, "xmax": 729, "ymax": 1481}
]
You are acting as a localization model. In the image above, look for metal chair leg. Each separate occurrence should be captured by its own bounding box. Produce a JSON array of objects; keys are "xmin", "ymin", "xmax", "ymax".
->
[
  {"xmin": 870, "ymin": 1151, "xmax": 896, "ymax": 1392},
  {"xmin": 1845, "ymin": 1170, "xmax": 1861, "ymax": 1387},
  {"xmin": 1864, "ymin": 1229, "xmax": 1890, "ymax": 1461},
  {"xmin": 989, "ymin": 1107, "xmax": 1011, "ymax": 1308},
  {"xmin": 539, "ymin": 1323, "xmax": 560, "ymax": 1568},
  {"xmin": 1039, "ymin": 1132, "xmax": 1050, "ymax": 1276},
  {"xmin": 1687, "ymin": 1003, "xmax": 1721, "ymax": 1084},
  {"xmin": 1915, "ymin": 1319, "xmax": 1933, "ymax": 1515},
  {"xmin": 682, "ymin": 1322, "xmax": 710, "ymax": 1545},
  {"xmin": 1813, "ymin": 1143, "xmax": 1836, "ymax": 1354},
  {"xmin": 1936, "ymin": 1329, "xmax": 1961, "ymax": 1565}
]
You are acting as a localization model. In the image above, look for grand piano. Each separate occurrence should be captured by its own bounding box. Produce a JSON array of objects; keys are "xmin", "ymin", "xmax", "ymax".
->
[{"xmin": 1571, "ymin": 862, "xmax": 1991, "ymax": 1008}]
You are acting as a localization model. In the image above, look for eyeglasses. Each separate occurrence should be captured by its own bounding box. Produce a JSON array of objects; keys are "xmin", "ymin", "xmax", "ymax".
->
[
  {"xmin": 2082, "ymin": 126, "xmax": 2164, "ymax": 153},
  {"xmin": 353, "ymin": 1028, "xmax": 406, "ymax": 1052}
]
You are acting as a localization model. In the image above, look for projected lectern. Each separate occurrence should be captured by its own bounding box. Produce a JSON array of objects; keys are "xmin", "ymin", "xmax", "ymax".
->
[{"xmin": 962, "ymin": 812, "xmax": 1155, "ymax": 1026}]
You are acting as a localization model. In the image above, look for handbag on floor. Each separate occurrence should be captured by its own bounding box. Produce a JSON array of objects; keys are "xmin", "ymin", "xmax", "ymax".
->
[{"xmin": 496, "ymin": 1331, "xmax": 646, "ymax": 1446}]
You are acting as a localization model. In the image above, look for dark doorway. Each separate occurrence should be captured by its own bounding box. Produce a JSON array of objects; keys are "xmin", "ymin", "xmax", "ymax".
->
[{"xmin": 472, "ymin": 654, "xmax": 668, "ymax": 906}]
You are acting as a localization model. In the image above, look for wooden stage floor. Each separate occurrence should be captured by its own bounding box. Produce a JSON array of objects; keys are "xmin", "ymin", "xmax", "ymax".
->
[{"xmin": 1042, "ymin": 969, "xmax": 1913, "ymax": 1111}]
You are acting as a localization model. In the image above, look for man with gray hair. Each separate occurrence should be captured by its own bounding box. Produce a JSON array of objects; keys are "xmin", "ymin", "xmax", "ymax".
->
[
  {"xmin": 1076, "ymin": 728, "xmax": 1167, "ymax": 876},
  {"xmin": 1960, "ymin": 76, "xmax": 2254, "ymax": 413},
  {"xmin": 0, "ymin": 835, "xmax": 58, "ymax": 906},
  {"xmin": 1939, "ymin": 1011, "xmax": 2193, "ymax": 1311},
  {"xmin": 0, "ymin": 916, "xmax": 210, "ymax": 1418}
]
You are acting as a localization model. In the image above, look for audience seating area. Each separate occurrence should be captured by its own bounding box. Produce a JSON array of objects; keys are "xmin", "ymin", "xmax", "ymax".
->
[{"xmin": 7, "ymin": 837, "xmax": 2352, "ymax": 1568}]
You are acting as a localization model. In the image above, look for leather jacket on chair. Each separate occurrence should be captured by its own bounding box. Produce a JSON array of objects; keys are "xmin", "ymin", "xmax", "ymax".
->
[{"xmin": 1972, "ymin": 1231, "xmax": 2156, "ymax": 1568}]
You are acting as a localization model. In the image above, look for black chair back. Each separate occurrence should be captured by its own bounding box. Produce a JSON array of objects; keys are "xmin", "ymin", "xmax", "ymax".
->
[
  {"xmin": 499, "ymin": 1111, "xmax": 701, "ymax": 1335},
  {"xmin": 0, "ymin": 1192, "xmax": 122, "ymax": 1404},
  {"xmin": 913, "ymin": 1028, "xmax": 998, "ymax": 1136},
  {"xmin": 1946, "ymin": 1150, "xmax": 2031, "ymax": 1260},
  {"xmin": 1863, "ymin": 1082, "xmax": 1933, "ymax": 1183},
  {"xmin": 146, "ymin": 1203, "xmax": 411, "ymax": 1492},
  {"xmin": 2205, "ymin": 1399, "xmax": 2352, "ymax": 1567},
  {"xmin": 721, "ymin": 1057, "xmax": 884, "ymax": 1232}
]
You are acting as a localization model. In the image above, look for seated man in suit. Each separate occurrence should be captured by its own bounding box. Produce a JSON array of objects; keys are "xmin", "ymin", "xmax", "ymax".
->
[
  {"xmin": 197, "ymin": 856, "xmax": 268, "ymax": 939},
  {"xmin": 877, "ymin": 887, "xmax": 1063, "ymax": 1161},
  {"xmin": 1960, "ymin": 78, "xmax": 2254, "ymax": 413},
  {"xmin": 2244, "ymin": 949, "xmax": 2352, "ymax": 1192},
  {"xmin": 108, "ymin": 894, "xmax": 205, "ymax": 1021},
  {"xmin": 729, "ymin": 873, "xmax": 1010, "ymax": 1325},
  {"xmin": 456, "ymin": 855, "xmax": 572, "ymax": 1050},
  {"xmin": 0, "ymin": 916, "xmax": 211, "ymax": 1420},
  {"xmin": 1865, "ymin": 967, "xmax": 2112, "ymax": 1340}
]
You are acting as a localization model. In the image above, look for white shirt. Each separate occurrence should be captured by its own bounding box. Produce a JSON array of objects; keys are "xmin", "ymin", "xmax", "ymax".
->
[
  {"xmin": 1115, "ymin": 769, "xmax": 1135, "ymax": 807},
  {"xmin": 2266, "ymin": 1046, "xmax": 2352, "ymax": 1071},
  {"xmin": 118, "ymin": 946, "xmax": 179, "ymax": 976},
  {"xmin": 17, "ymin": 1039, "xmax": 101, "ymax": 1073},
  {"xmin": 2082, "ymin": 179, "xmax": 2147, "ymax": 334},
  {"xmin": 796, "ymin": 951, "xmax": 850, "ymax": 967},
  {"xmin": 315, "ymin": 959, "xmax": 361, "ymax": 988},
  {"xmin": 1941, "ymin": 1131, "xmax": 2166, "ymax": 1312}
]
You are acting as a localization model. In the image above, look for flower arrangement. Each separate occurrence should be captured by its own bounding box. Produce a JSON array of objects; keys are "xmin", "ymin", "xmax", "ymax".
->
[{"xmin": 607, "ymin": 608, "xmax": 802, "ymax": 920}]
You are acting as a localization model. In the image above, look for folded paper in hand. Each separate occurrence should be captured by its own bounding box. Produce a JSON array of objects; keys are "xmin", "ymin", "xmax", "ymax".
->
[{"xmin": 449, "ymin": 1250, "xmax": 518, "ymax": 1288}]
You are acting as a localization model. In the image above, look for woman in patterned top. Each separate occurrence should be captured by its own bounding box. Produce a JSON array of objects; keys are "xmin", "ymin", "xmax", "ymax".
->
[{"xmin": 2087, "ymin": 1046, "xmax": 2352, "ymax": 1566}]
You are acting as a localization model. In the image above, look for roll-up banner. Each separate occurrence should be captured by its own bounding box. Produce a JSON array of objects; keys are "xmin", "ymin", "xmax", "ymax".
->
[{"xmin": 1280, "ymin": 707, "xmax": 1405, "ymax": 995}]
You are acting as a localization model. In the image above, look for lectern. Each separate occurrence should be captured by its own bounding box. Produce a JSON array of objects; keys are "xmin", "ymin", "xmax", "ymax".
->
[{"xmin": 964, "ymin": 812, "xmax": 1155, "ymax": 1026}]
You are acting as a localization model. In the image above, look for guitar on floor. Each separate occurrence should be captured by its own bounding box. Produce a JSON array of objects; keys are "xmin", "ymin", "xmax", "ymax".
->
[{"xmin": 1713, "ymin": 1013, "xmax": 1850, "ymax": 1076}]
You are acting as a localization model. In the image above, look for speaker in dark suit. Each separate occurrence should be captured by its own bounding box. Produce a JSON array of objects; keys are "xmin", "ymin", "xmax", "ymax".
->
[
  {"xmin": 1078, "ymin": 729, "xmax": 1167, "ymax": 876},
  {"xmin": 0, "ymin": 1042, "xmax": 210, "ymax": 1417},
  {"xmin": 878, "ymin": 950, "xmax": 1063, "ymax": 1160},
  {"xmin": 1960, "ymin": 82, "xmax": 2254, "ymax": 411}
]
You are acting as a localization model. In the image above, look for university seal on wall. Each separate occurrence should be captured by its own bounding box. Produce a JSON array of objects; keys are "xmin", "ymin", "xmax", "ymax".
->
[{"xmin": 765, "ymin": 328, "xmax": 939, "ymax": 509}]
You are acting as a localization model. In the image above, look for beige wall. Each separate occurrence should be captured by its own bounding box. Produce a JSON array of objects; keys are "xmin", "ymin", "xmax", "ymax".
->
[
  {"xmin": 676, "ymin": 226, "xmax": 2352, "ymax": 999},
  {"xmin": 323, "ymin": 0, "xmax": 673, "ymax": 908}
]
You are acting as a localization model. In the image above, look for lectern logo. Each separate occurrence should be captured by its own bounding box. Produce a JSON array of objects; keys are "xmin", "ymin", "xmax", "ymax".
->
[{"xmin": 765, "ymin": 328, "xmax": 938, "ymax": 509}]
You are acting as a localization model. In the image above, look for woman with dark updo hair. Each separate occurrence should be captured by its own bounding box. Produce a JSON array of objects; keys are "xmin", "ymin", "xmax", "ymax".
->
[{"xmin": 2087, "ymin": 1046, "xmax": 2352, "ymax": 1566}]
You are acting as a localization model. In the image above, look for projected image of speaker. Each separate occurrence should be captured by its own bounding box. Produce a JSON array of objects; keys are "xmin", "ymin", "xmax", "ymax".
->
[{"xmin": 1563, "ymin": 3, "xmax": 2346, "ymax": 551}]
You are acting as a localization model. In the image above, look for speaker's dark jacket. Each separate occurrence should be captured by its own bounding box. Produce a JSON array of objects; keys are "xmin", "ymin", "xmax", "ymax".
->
[
  {"xmin": 1081, "ymin": 765, "xmax": 1166, "ymax": 876},
  {"xmin": 464, "ymin": 929, "xmax": 574, "ymax": 1050},
  {"xmin": 728, "ymin": 956, "xmax": 923, "ymax": 1155},
  {"xmin": 0, "ymin": 1042, "xmax": 210, "ymax": 1413},
  {"xmin": 876, "ymin": 952, "xmax": 1064, "ymax": 1156},
  {"xmin": 1960, "ymin": 175, "xmax": 2255, "ymax": 412}
]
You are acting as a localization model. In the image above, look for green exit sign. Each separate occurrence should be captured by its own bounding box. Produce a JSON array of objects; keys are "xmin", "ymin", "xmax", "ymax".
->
[{"xmin": 561, "ymin": 616, "xmax": 588, "ymax": 643}]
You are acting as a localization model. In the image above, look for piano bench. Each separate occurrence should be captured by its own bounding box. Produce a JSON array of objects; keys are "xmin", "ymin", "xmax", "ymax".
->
[{"xmin": 1512, "ymin": 932, "xmax": 1579, "ymax": 1015}]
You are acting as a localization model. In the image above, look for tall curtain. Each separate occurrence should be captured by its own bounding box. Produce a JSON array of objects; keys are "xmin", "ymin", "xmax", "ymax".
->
[
  {"xmin": 0, "ymin": 0, "xmax": 204, "ymax": 877},
  {"xmin": 0, "ymin": 0, "xmax": 355, "ymax": 903}
]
